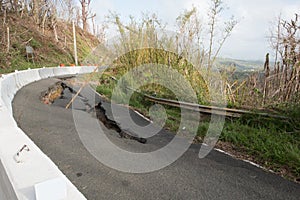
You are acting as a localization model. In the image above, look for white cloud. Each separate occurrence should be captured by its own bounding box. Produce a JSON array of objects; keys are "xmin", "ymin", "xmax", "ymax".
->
[{"xmin": 89, "ymin": 0, "xmax": 299, "ymax": 60}]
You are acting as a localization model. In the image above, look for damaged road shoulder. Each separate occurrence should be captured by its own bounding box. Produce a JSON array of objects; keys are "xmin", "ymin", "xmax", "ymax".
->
[{"xmin": 40, "ymin": 80, "xmax": 147, "ymax": 144}]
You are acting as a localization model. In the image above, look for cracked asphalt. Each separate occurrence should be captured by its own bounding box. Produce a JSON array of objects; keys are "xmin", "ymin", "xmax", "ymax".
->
[{"xmin": 12, "ymin": 77, "xmax": 300, "ymax": 200}]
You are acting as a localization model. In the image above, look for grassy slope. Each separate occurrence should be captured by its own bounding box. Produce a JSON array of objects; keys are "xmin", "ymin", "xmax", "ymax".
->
[
  {"xmin": 98, "ymin": 80, "xmax": 300, "ymax": 181},
  {"xmin": 197, "ymin": 113, "xmax": 300, "ymax": 181},
  {"xmin": 0, "ymin": 13, "xmax": 99, "ymax": 74},
  {"xmin": 96, "ymin": 64, "xmax": 300, "ymax": 182}
]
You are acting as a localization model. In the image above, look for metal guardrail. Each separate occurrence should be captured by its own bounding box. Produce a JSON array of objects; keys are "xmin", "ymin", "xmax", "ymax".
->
[
  {"xmin": 144, "ymin": 94, "xmax": 248, "ymax": 117},
  {"xmin": 107, "ymin": 76, "xmax": 287, "ymax": 119},
  {"xmin": 144, "ymin": 94, "xmax": 288, "ymax": 119}
]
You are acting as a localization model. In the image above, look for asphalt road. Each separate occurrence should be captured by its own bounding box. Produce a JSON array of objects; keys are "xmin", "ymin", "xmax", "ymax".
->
[{"xmin": 12, "ymin": 78, "xmax": 300, "ymax": 200}]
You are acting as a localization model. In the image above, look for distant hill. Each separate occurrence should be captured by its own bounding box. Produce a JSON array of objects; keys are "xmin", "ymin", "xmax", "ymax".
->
[
  {"xmin": 216, "ymin": 57, "xmax": 265, "ymax": 72},
  {"xmin": 0, "ymin": 13, "xmax": 99, "ymax": 74}
]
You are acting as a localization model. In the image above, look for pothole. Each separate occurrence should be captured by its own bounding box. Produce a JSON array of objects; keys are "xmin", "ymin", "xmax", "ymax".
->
[
  {"xmin": 40, "ymin": 81, "xmax": 73, "ymax": 104},
  {"xmin": 76, "ymin": 172, "xmax": 83, "ymax": 177}
]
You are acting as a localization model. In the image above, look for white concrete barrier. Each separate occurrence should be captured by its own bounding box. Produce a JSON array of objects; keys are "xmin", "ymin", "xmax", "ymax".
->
[
  {"xmin": 38, "ymin": 68, "xmax": 55, "ymax": 79},
  {"xmin": 0, "ymin": 66, "xmax": 98, "ymax": 200},
  {"xmin": 14, "ymin": 69, "xmax": 41, "ymax": 91},
  {"xmin": 53, "ymin": 66, "xmax": 79, "ymax": 77},
  {"xmin": 1, "ymin": 74, "xmax": 18, "ymax": 114},
  {"xmin": 0, "ymin": 160, "xmax": 18, "ymax": 200},
  {"xmin": 77, "ymin": 66, "xmax": 97, "ymax": 74}
]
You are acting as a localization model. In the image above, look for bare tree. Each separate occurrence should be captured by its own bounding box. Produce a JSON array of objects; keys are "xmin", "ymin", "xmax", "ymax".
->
[
  {"xmin": 207, "ymin": 0, "xmax": 223, "ymax": 70},
  {"xmin": 66, "ymin": 0, "xmax": 76, "ymax": 22},
  {"xmin": 96, "ymin": 23, "xmax": 106, "ymax": 43},
  {"xmin": 176, "ymin": 7, "xmax": 203, "ymax": 63},
  {"xmin": 176, "ymin": 2, "xmax": 237, "ymax": 70},
  {"xmin": 91, "ymin": 13, "xmax": 96, "ymax": 35},
  {"xmin": 240, "ymin": 13, "xmax": 300, "ymax": 107},
  {"xmin": 79, "ymin": 0, "xmax": 95, "ymax": 32},
  {"xmin": 49, "ymin": 0, "xmax": 58, "ymax": 41},
  {"xmin": 269, "ymin": 14, "xmax": 282, "ymax": 68},
  {"xmin": 53, "ymin": 0, "xmax": 77, "ymax": 22},
  {"xmin": 193, "ymin": 0, "xmax": 238, "ymax": 70},
  {"xmin": 31, "ymin": 0, "xmax": 41, "ymax": 23},
  {"xmin": 211, "ymin": 17, "xmax": 237, "ymax": 64}
]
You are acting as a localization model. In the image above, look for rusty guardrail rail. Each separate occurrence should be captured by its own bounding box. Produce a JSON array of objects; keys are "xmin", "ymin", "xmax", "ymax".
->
[
  {"xmin": 144, "ymin": 94, "xmax": 248, "ymax": 117},
  {"xmin": 107, "ymin": 76, "xmax": 287, "ymax": 119},
  {"xmin": 144, "ymin": 94, "xmax": 288, "ymax": 119}
]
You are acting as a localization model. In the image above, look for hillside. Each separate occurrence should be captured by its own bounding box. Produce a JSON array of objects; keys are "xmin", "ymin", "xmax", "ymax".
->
[
  {"xmin": 0, "ymin": 13, "xmax": 99, "ymax": 74},
  {"xmin": 0, "ymin": 12, "xmax": 265, "ymax": 76},
  {"xmin": 216, "ymin": 57, "xmax": 264, "ymax": 72}
]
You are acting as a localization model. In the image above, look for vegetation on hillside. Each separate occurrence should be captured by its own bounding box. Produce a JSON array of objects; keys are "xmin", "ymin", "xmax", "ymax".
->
[
  {"xmin": 92, "ymin": 1, "xmax": 300, "ymax": 182},
  {"xmin": 0, "ymin": 0, "xmax": 299, "ymax": 182},
  {"xmin": 0, "ymin": 0, "xmax": 100, "ymax": 74},
  {"xmin": 232, "ymin": 14, "xmax": 300, "ymax": 108}
]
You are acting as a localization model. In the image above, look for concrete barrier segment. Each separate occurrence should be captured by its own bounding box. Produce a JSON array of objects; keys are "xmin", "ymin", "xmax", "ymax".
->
[{"xmin": 0, "ymin": 67, "xmax": 90, "ymax": 200}]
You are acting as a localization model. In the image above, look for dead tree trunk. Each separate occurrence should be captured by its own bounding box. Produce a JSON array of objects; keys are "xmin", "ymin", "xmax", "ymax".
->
[
  {"xmin": 6, "ymin": 26, "xmax": 10, "ymax": 53},
  {"xmin": 263, "ymin": 53, "xmax": 270, "ymax": 105},
  {"xmin": 79, "ymin": 0, "xmax": 91, "ymax": 32}
]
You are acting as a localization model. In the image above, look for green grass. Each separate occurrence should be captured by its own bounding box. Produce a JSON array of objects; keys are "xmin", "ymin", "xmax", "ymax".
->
[
  {"xmin": 221, "ymin": 120, "xmax": 300, "ymax": 176},
  {"xmin": 0, "ymin": 14, "xmax": 99, "ymax": 74},
  {"xmin": 196, "ymin": 111, "xmax": 300, "ymax": 179},
  {"xmin": 0, "ymin": 51, "xmax": 42, "ymax": 74},
  {"xmin": 93, "ymin": 46, "xmax": 300, "ymax": 181},
  {"xmin": 96, "ymin": 76, "xmax": 300, "ymax": 181}
]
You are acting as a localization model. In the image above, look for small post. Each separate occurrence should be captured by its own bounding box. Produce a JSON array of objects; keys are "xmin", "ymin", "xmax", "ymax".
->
[
  {"xmin": 72, "ymin": 21, "xmax": 78, "ymax": 66},
  {"xmin": 3, "ymin": 9, "xmax": 7, "ymax": 26},
  {"xmin": 6, "ymin": 27, "xmax": 10, "ymax": 53}
]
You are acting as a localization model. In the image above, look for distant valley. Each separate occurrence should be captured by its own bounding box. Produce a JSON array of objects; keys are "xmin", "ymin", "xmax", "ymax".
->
[{"xmin": 216, "ymin": 57, "xmax": 265, "ymax": 72}]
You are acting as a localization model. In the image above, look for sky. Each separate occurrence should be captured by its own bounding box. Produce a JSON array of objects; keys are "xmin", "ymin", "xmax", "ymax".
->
[{"xmin": 90, "ymin": 0, "xmax": 300, "ymax": 61}]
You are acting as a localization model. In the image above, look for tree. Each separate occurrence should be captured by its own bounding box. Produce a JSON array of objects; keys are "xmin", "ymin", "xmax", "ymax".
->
[
  {"xmin": 207, "ymin": 0, "xmax": 222, "ymax": 70},
  {"xmin": 244, "ymin": 13, "xmax": 300, "ymax": 106},
  {"xmin": 61, "ymin": 0, "xmax": 76, "ymax": 22},
  {"xmin": 176, "ymin": 2, "xmax": 237, "ymax": 70},
  {"xmin": 176, "ymin": 7, "xmax": 203, "ymax": 63},
  {"xmin": 207, "ymin": 0, "xmax": 237, "ymax": 70},
  {"xmin": 79, "ymin": 0, "xmax": 95, "ymax": 32}
]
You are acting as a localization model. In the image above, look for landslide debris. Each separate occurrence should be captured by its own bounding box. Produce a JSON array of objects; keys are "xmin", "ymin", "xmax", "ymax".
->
[{"xmin": 41, "ymin": 81, "xmax": 74, "ymax": 104}]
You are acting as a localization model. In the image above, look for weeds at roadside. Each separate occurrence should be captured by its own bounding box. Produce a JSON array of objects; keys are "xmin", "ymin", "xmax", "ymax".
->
[{"xmin": 97, "ymin": 82, "xmax": 300, "ymax": 182}]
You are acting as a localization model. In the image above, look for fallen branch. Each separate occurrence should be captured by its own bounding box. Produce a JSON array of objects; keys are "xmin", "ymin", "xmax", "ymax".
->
[{"xmin": 65, "ymin": 66, "xmax": 99, "ymax": 109}]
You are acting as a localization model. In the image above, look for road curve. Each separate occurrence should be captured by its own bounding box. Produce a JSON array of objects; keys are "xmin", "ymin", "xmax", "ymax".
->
[{"xmin": 13, "ymin": 78, "xmax": 300, "ymax": 200}]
